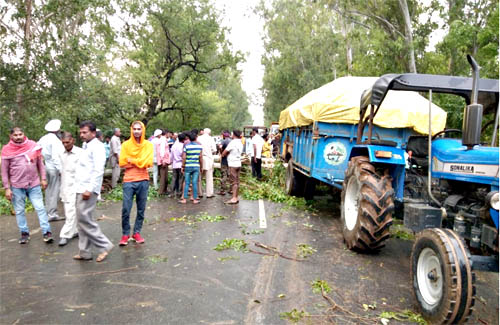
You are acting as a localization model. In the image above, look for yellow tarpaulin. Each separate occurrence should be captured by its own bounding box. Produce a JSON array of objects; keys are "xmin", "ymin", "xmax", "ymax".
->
[{"xmin": 279, "ymin": 76, "xmax": 447, "ymax": 135}]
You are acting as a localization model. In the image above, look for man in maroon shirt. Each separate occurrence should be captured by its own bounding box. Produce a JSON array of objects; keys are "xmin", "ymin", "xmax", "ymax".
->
[{"xmin": 1, "ymin": 127, "xmax": 53, "ymax": 244}]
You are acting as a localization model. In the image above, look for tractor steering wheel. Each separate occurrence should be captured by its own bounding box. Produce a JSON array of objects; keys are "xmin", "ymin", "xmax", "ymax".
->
[{"xmin": 432, "ymin": 129, "xmax": 462, "ymax": 140}]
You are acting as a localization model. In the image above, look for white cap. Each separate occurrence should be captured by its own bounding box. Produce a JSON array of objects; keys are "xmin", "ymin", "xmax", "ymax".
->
[
  {"xmin": 44, "ymin": 119, "xmax": 61, "ymax": 132},
  {"xmin": 154, "ymin": 129, "xmax": 162, "ymax": 137},
  {"xmin": 204, "ymin": 128, "xmax": 211, "ymax": 135}
]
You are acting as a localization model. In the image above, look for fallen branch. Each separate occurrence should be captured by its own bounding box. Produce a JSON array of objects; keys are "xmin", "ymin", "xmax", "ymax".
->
[
  {"xmin": 64, "ymin": 265, "xmax": 139, "ymax": 277},
  {"xmin": 320, "ymin": 286, "xmax": 376, "ymax": 324},
  {"xmin": 251, "ymin": 241, "xmax": 304, "ymax": 261}
]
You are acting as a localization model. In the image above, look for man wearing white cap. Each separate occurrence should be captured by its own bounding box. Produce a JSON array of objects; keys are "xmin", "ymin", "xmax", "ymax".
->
[
  {"xmin": 151, "ymin": 129, "xmax": 162, "ymax": 190},
  {"xmin": 197, "ymin": 128, "xmax": 216, "ymax": 198},
  {"xmin": 38, "ymin": 119, "xmax": 65, "ymax": 221}
]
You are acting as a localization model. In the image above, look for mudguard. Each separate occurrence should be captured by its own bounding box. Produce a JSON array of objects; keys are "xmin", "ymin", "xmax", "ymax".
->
[{"xmin": 350, "ymin": 145, "xmax": 406, "ymax": 166}]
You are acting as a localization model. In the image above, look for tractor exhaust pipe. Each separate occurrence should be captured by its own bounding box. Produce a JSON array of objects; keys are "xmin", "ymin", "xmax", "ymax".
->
[{"xmin": 462, "ymin": 55, "xmax": 483, "ymax": 150}]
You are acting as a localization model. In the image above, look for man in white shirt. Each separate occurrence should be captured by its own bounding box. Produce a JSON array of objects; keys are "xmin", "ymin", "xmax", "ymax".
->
[
  {"xmin": 38, "ymin": 119, "xmax": 65, "ymax": 221},
  {"xmin": 109, "ymin": 128, "xmax": 121, "ymax": 188},
  {"xmin": 250, "ymin": 128, "xmax": 264, "ymax": 180},
  {"xmin": 151, "ymin": 129, "xmax": 162, "ymax": 190},
  {"xmin": 58, "ymin": 132, "xmax": 83, "ymax": 246},
  {"xmin": 73, "ymin": 121, "xmax": 113, "ymax": 262},
  {"xmin": 198, "ymin": 128, "xmax": 217, "ymax": 198},
  {"xmin": 222, "ymin": 129, "xmax": 243, "ymax": 204}
]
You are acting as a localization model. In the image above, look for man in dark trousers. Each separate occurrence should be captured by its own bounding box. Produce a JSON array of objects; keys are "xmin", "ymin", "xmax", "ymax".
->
[{"xmin": 118, "ymin": 121, "xmax": 153, "ymax": 246}]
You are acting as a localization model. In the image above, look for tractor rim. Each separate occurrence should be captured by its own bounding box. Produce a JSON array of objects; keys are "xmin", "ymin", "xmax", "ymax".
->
[
  {"xmin": 344, "ymin": 176, "xmax": 360, "ymax": 231},
  {"xmin": 417, "ymin": 247, "xmax": 443, "ymax": 306}
]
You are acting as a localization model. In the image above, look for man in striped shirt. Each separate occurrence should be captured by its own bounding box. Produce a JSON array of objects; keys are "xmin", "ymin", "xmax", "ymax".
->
[{"xmin": 179, "ymin": 132, "xmax": 203, "ymax": 204}]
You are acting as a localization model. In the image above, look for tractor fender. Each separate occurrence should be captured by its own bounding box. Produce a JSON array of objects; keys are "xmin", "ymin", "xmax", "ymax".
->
[
  {"xmin": 349, "ymin": 145, "xmax": 406, "ymax": 166},
  {"xmin": 349, "ymin": 145, "xmax": 406, "ymax": 201}
]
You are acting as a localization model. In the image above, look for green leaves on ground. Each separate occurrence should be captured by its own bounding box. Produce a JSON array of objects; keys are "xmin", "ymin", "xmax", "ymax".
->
[
  {"xmin": 146, "ymin": 255, "xmax": 168, "ymax": 263},
  {"xmin": 390, "ymin": 223, "xmax": 415, "ymax": 241},
  {"xmin": 195, "ymin": 212, "xmax": 227, "ymax": 223},
  {"xmin": 217, "ymin": 256, "xmax": 240, "ymax": 262},
  {"xmin": 213, "ymin": 238, "xmax": 248, "ymax": 252},
  {"xmin": 170, "ymin": 212, "xmax": 229, "ymax": 226},
  {"xmin": 279, "ymin": 309, "xmax": 310, "ymax": 323},
  {"xmin": 296, "ymin": 243, "xmax": 317, "ymax": 258},
  {"xmin": 379, "ymin": 310, "xmax": 427, "ymax": 325},
  {"xmin": 311, "ymin": 279, "xmax": 331, "ymax": 294},
  {"xmin": 240, "ymin": 162, "xmax": 312, "ymax": 210}
]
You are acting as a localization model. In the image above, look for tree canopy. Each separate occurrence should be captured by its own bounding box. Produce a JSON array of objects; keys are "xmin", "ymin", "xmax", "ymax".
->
[
  {"xmin": 0, "ymin": 0, "xmax": 498, "ymax": 144},
  {"xmin": 258, "ymin": 0, "xmax": 499, "ymax": 129},
  {"xmin": 0, "ymin": 0, "xmax": 250, "ymax": 143}
]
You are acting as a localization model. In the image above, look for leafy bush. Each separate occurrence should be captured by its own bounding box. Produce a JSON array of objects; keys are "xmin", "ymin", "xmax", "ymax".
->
[{"xmin": 239, "ymin": 162, "xmax": 310, "ymax": 209}]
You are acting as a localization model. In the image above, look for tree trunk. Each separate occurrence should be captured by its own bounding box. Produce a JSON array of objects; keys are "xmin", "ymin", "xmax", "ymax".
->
[
  {"xmin": 339, "ymin": 13, "xmax": 352, "ymax": 75},
  {"xmin": 398, "ymin": 0, "xmax": 417, "ymax": 73},
  {"xmin": 14, "ymin": 0, "xmax": 33, "ymax": 122}
]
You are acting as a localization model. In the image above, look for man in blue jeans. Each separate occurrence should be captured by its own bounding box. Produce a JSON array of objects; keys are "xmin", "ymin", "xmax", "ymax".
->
[
  {"xmin": 118, "ymin": 121, "xmax": 153, "ymax": 246},
  {"xmin": 1, "ymin": 127, "xmax": 53, "ymax": 244},
  {"xmin": 179, "ymin": 132, "xmax": 203, "ymax": 204}
]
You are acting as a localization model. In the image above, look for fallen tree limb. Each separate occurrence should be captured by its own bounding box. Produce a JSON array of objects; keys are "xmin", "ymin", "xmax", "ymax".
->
[{"xmin": 250, "ymin": 241, "xmax": 304, "ymax": 261}]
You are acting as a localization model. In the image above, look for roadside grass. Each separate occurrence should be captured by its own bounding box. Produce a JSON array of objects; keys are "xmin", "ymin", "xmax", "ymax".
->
[{"xmin": 0, "ymin": 189, "xmax": 35, "ymax": 216}]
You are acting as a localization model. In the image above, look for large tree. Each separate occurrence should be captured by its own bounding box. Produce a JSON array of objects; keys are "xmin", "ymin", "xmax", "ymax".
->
[
  {"xmin": 119, "ymin": 0, "xmax": 242, "ymax": 126},
  {"xmin": 0, "ymin": 0, "xmax": 116, "ymax": 142}
]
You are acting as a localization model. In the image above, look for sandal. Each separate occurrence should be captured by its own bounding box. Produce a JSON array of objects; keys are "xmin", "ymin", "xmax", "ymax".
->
[
  {"xmin": 178, "ymin": 199, "xmax": 187, "ymax": 204},
  {"xmin": 73, "ymin": 254, "xmax": 92, "ymax": 261},
  {"xmin": 96, "ymin": 250, "xmax": 110, "ymax": 263},
  {"xmin": 192, "ymin": 200, "xmax": 200, "ymax": 204},
  {"xmin": 224, "ymin": 200, "xmax": 239, "ymax": 205}
]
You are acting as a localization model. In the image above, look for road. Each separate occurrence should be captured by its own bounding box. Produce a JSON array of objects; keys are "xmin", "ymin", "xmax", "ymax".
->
[{"xmin": 0, "ymin": 195, "xmax": 498, "ymax": 324}]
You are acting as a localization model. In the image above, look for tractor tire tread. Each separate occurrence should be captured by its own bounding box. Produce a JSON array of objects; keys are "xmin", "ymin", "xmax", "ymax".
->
[{"xmin": 341, "ymin": 156, "xmax": 394, "ymax": 252}]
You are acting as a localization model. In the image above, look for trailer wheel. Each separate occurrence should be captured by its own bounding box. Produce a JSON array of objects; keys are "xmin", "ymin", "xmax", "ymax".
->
[
  {"xmin": 304, "ymin": 177, "xmax": 316, "ymax": 200},
  {"xmin": 285, "ymin": 160, "xmax": 304, "ymax": 197},
  {"xmin": 411, "ymin": 228, "xmax": 475, "ymax": 324},
  {"xmin": 341, "ymin": 156, "xmax": 394, "ymax": 251}
]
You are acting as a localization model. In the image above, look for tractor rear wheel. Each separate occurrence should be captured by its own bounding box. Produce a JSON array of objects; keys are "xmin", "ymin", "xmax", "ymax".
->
[
  {"xmin": 285, "ymin": 160, "xmax": 304, "ymax": 197},
  {"xmin": 411, "ymin": 228, "xmax": 475, "ymax": 324},
  {"xmin": 341, "ymin": 156, "xmax": 394, "ymax": 251}
]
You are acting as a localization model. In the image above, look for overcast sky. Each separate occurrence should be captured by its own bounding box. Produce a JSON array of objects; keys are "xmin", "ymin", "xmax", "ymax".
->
[
  {"xmin": 215, "ymin": 0, "xmax": 265, "ymax": 125},
  {"xmin": 213, "ymin": 0, "xmax": 446, "ymax": 127}
]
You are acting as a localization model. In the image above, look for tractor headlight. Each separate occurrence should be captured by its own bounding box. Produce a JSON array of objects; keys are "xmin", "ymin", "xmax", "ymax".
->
[{"xmin": 486, "ymin": 191, "xmax": 499, "ymax": 210}]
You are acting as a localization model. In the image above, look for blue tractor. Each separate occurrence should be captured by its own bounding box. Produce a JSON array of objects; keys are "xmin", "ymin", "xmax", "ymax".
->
[
  {"xmin": 280, "ymin": 55, "xmax": 498, "ymax": 323},
  {"xmin": 354, "ymin": 55, "xmax": 498, "ymax": 323}
]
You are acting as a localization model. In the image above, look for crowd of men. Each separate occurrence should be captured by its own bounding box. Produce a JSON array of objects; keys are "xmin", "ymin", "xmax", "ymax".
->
[{"xmin": 1, "ymin": 119, "xmax": 277, "ymax": 263}]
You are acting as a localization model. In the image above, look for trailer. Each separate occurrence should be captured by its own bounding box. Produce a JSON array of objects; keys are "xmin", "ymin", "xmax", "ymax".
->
[{"xmin": 279, "ymin": 56, "xmax": 499, "ymax": 323}]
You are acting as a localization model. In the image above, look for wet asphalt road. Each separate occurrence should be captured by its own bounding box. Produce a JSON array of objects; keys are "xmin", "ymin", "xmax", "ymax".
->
[{"xmin": 0, "ymin": 195, "xmax": 498, "ymax": 324}]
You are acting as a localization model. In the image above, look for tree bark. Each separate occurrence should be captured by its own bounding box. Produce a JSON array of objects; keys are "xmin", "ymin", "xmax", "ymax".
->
[
  {"xmin": 398, "ymin": 0, "xmax": 417, "ymax": 73},
  {"xmin": 14, "ymin": 0, "xmax": 33, "ymax": 122}
]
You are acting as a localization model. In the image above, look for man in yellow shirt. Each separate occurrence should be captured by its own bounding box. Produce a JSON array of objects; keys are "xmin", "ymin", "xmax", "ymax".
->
[{"xmin": 118, "ymin": 121, "xmax": 153, "ymax": 246}]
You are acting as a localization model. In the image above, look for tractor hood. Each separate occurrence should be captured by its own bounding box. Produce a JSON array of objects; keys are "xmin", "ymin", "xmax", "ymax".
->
[{"xmin": 432, "ymin": 139, "xmax": 499, "ymax": 185}]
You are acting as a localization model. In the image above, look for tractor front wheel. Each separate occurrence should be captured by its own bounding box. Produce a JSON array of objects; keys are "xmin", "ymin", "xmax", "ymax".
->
[
  {"xmin": 341, "ymin": 156, "xmax": 394, "ymax": 251},
  {"xmin": 411, "ymin": 228, "xmax": 475, "ymax": 324}
]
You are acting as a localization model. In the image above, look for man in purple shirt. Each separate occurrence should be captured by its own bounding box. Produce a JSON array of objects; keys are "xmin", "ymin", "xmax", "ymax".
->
[
  {"xmin": 1, "ymin": 127, "xmax": 53, "ymax": 244},
  {"xmin": 170, "ymin": 132, "xmax": 186, "ymax": 198}
]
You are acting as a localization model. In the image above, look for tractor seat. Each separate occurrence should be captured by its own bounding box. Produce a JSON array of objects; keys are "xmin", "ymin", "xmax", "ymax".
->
[{"xmin": 407, "ymin": 136, "xmax": 428, "ymax": 168}]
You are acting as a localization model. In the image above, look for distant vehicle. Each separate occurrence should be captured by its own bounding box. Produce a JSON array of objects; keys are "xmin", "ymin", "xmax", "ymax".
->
[
  {"xmin": 242, "ymin": 125, "xmax": 268, "ymax": 155},
  {"xmin": 242, "ymin": 125, "xmax": 268, "ymax": 138},
  {"xmin": 270, "ymin": 122, "xmax": 279, "ymax": 135}
]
